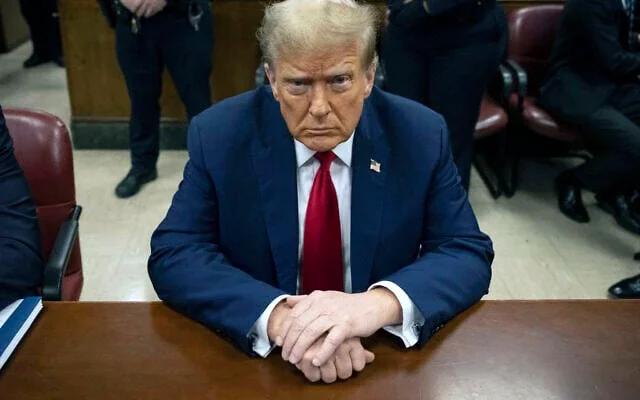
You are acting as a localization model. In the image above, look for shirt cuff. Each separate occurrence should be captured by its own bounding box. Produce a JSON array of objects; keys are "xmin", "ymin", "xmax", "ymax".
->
[
  {"xmin": 368, "ymin": 281, "xmax": 425, "ymax": 348},
  {"xmin": 248, "ymin": 295, "xmax": 289, "ymax": 358}
]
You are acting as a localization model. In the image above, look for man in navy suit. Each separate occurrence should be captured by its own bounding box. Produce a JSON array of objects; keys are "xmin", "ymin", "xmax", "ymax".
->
[
  {"xmin": 149, "ymin": 0, "xmax": 493, "ymax": 384},
  {"xmin": 0, "ymin": 106, "xmax": 43, "ymax": 305}
]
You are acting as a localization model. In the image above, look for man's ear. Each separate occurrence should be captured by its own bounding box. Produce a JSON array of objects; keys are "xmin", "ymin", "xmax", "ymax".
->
[
  {"xmin": 265, "ymin": 63, "xmax": 280, "ymax": 101},
  {"xmin": 363, "ymin": 64, "xmax": 376, "ymax": 98}
]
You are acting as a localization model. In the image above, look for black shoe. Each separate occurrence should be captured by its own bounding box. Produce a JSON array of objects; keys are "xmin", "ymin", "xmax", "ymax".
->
[
  {"xmin": 596, "ymin": 193, "xmax": 640, "ymax": 235},
  {"xmin": 23, "ymin": 53, "xmax": 50, "ymax": 68},
  {"xmin": 608, "ymin": 273, "xmax": 640, "ymax": 299},
  {"xmin": 115, "ymin": 169, "xmax": 157, "ymax": 199},
  {"xmin": 554, "ymin": 170, "xmax": 590, "ymax": 223}
]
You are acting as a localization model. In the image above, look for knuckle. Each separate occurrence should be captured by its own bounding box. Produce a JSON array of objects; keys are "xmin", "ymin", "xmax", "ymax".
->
[{"xmin": 326, "ymin": 335, "xmax": 341, "ymax": 346}]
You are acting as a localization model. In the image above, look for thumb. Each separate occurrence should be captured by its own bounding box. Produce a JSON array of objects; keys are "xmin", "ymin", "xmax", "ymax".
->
[{"xmin": 364, "ymin": 350, "xmax": 375, "ymax": 363}]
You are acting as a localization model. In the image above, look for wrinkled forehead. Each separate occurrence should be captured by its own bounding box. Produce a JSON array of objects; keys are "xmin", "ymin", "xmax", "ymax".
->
[{"xmin": 272, "ymin": 41, "xmax": 367, "ymax": 74}]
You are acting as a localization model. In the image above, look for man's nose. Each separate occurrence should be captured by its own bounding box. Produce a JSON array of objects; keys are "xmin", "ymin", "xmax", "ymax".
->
[{"xmin": 308, "ymin": 85, "xmax": 331, "ymax": 118}]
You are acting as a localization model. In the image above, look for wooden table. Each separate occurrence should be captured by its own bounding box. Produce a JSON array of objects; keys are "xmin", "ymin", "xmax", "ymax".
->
[{"xmin": 0, "ymin": 301, "xmax": 638, "ymax": 399}]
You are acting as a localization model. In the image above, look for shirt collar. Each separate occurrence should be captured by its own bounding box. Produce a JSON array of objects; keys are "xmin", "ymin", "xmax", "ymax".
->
[{"xmin": 294, "ymin": 131, "xmax": 354, "ymax": 168}]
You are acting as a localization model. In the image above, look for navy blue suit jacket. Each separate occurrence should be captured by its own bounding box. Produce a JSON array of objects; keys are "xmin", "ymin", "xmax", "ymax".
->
[
  {"xmin": 0, "ymin": 106, "xmax": 43, "ymax": 306},
  {"xmin": 149, "ymin": 86, "xmax": 494, "ymax": 355}
]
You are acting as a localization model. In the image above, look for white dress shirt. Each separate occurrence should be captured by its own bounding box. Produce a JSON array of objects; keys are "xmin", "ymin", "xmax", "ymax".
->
[{"xmin": 249, "ymin": 133, "xmax": 425, "ymax": 357}]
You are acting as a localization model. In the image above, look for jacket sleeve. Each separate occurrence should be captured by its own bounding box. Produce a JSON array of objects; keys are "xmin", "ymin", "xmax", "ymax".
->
[
  {"xmin": 0, "ymin": 108, "xmax": 43, "ymax": 303},
  {"xmin": 571, "ymin": 0, "xmax": 640, "ymax": 76},
  {"xmin": 148, "ymin": 116, "xmax": 286, "ymax": 356},
  {"xmin": 381, "ymin": 117, "xmax": 494, "ymax": 346}
]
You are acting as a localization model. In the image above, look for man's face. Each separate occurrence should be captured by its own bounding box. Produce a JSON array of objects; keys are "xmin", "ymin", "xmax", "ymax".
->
[{"xmin": 266, "ymin": 42, "xmax": 375, "ymax": 152}]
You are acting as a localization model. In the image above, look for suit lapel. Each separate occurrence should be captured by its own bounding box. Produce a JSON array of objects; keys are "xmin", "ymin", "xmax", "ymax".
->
[
  {"xmin": 350, "ymin": 99, "xmax": 389, "ymax": 292},
  {"xmin": 251, "ymin": 90, "xmax": 298, "ymax": 294}
]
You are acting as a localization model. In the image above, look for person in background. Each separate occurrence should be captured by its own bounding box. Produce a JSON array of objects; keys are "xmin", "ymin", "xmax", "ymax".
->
[
  {"xmin": 538, "ymin": 0, "xmax": 640, "ymax": 234},
  {"xmin": 98, "ymin": 0, "xmax": 213, "ymax": 198},
  {"xmin": 19, "ymin": 0, "xmax": 64, "ymax": 68},
  {"xmin": 149, "ymin": 0, "xmax": 493, "ymax": 384},
  {"xmin": 0, "ymin": 106, "xmax": 43, "ymax": 305},
  {"xmin": 381, "ymin": 0, "xmax": 507, "ymax": 191},
  {"xmin": 608, "ymin": 252, "xmax": 640, "ymax": 299}
]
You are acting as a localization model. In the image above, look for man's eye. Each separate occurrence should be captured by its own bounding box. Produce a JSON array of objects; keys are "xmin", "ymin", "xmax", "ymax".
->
[{"xmin": 332, "ymin": 76, "xmax": 350, "ymax": 85}]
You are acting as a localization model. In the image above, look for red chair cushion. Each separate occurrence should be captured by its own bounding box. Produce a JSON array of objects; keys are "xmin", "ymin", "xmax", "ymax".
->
[
  {"xmin": 509, "ymin": 94, "xmax": 582, "ymax": 143},
  {"xmin": 475, "ymin": 96, "xmax": 508, "ymax": 140}
]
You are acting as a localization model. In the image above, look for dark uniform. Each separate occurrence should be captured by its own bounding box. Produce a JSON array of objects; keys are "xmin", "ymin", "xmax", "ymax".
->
[
  {"xmin": 100, "ymin": 0, "xmax": 213, "ymax": 198},
  {"xmin": 382, "ymin": 0, "xmax": 507, "ymax": 191},
  {"xmin": 538, "ymin": 0, "xmax": 640, "ymax": 231},
  {"xmin": 19, "ymin": 0, "xmax": 63, "ymax": 67}
]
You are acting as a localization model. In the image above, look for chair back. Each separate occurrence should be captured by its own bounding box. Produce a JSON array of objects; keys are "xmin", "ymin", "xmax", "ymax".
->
[
  {"xmin": 4, "ymin": 108, "xmax": 83, "ymax": 301},
  {"xmin": 508, "ymin": 5, "xmax": 564, "ymax": 97}
]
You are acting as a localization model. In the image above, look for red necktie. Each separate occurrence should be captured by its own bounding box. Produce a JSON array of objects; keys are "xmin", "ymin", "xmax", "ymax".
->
[{"xmin": 301, "ymin": 151, "xmax": 344, "ymax": 294}]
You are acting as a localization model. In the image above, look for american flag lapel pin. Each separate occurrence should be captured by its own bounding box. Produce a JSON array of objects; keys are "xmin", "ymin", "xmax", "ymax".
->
[{"xmin": 369, "ymin": 159, "xmax": 381, "ymax": 173}]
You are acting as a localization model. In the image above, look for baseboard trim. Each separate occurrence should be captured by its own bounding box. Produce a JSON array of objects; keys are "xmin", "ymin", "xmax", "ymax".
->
[{"xmin": 71, "ymin": 120, "xmax": 188, "ymax": 150}]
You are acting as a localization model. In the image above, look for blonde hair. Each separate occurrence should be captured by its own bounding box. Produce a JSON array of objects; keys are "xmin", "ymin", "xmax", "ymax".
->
[{"xmin": 257, "ymin": 0, "xmax": 379, "ymax": 71}]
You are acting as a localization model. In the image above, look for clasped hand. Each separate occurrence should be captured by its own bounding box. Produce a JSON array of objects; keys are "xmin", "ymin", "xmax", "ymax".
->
[{"xmin": 269, "ymin": 289, "xmax": 401, "ymax": 383}]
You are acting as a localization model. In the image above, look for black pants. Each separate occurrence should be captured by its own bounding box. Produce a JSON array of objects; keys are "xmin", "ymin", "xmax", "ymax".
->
[
  {"xmin": 382, "ymin": 7, "xmax": 505, "ymax": 191},
  {"xmin": 573, "ymin": 84, "xmax": 640, "ymax": 194},
  {"xmin": 116, "ymin": 8, "xmax": 213, "ymax": 172},
  {"xmin": 19, "ymin": 0, "xmax": 62, "ymax": 60}
]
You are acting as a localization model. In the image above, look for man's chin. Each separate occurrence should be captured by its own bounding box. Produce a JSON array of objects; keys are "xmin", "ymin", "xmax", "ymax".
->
[{"xmin": 299, "ymin": 137, "xmax": 341, "ymax": 152}]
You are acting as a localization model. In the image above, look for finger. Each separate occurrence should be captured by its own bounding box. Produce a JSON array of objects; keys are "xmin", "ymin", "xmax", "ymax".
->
[
  {"xmin": 350, "ymin": 346, "xmax": 366, "ymax": 372},
  {"xmin": 288, "ymin": 316, "xmax": 335, "ymax": 365},
  {"xmin": 365, "ymin": 350, "xmax": 375, "ymax": 363},
  {"xmin": 320, "ymin": 360, "xmax": 337, "ymax": 384},
  {"xmin": 136, "ymin": 4, "xmax": 148, "ymax": 17},
  {"xmin": 144, "ymin": 6, "xmax": 155, "ymax": 18},
  {"xmin": 280, "ymin": 302, "xmax": 317, "ymax": 360},
  {"xmin": 335, "ymin": 347, "xmax": 353, "ymax": 380},
  {"xmin": 278, "ymin": 298, "xmax": 312, "ymax": 350},
  {"xmin": 302, "ymin": 365, "xmax": 321, "ymax": 383},
  {"xmin": 312, "ymin": 325, "xmax": 348, "ymax": 367}
]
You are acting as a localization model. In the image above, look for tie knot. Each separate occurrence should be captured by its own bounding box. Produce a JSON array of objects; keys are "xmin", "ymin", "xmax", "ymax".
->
[{"xmin": 315, "ymin": 151, "xmax": 336, "ymax": 169}]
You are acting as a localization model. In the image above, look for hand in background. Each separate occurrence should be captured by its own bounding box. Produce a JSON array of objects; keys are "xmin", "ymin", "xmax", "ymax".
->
[
  {"xmin": 295, "ymin": 336, "xmax": 374, "ymax": 383},
  {"xmin": 121, "ymin": 0, "xmax": 167, "ymax": 18},
  {"xmin": 278, "ymin": 289, "xmax": 401, "ymax": 368},
  {"xmin": 120, "ymin": 0, "xmax": 143, "ymax": 14}
]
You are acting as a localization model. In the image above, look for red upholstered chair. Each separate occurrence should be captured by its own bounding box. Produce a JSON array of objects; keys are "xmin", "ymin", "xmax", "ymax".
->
[
  {"xmin": 473, "ymin": 96, "xmax": 510, "ymax": 198},
  {"xmin": 504, "ymin": 5, "xmax": 586, "ymax": 196},
  {"xmin": 4, "ymin": 108, "xmax": 83, "ymax": 301},
  {"xmin": 473, "ymin": 61, "xmax": 513, "ymax": 198}
]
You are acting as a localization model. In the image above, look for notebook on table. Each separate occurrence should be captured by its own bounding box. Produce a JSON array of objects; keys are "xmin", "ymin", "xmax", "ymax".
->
[{"xmin": 0, "ymin": 296, "xmax": 43, "ymax": 370}]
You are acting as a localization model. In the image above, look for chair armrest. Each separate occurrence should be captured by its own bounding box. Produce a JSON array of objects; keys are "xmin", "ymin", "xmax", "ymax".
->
[
  {"xmin": 497, "ymin": 63, "xmax": 513, "ymax": 102},
  {"xmin": 504, "ymin": 59, "xmax": 527, "ymax": 109},
  {"xmin": 42, "ymin": 206, "xmax": 82, "ymax": 301},
  {"xmin": 488, "ymin": 63, "xmax": 514, "ymax": 104}
]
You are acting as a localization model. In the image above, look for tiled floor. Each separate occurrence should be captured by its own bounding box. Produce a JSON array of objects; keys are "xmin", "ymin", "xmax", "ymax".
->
[{"xmin": 1, "ymin": 43, "xmax": 638, "ymax": 302}]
